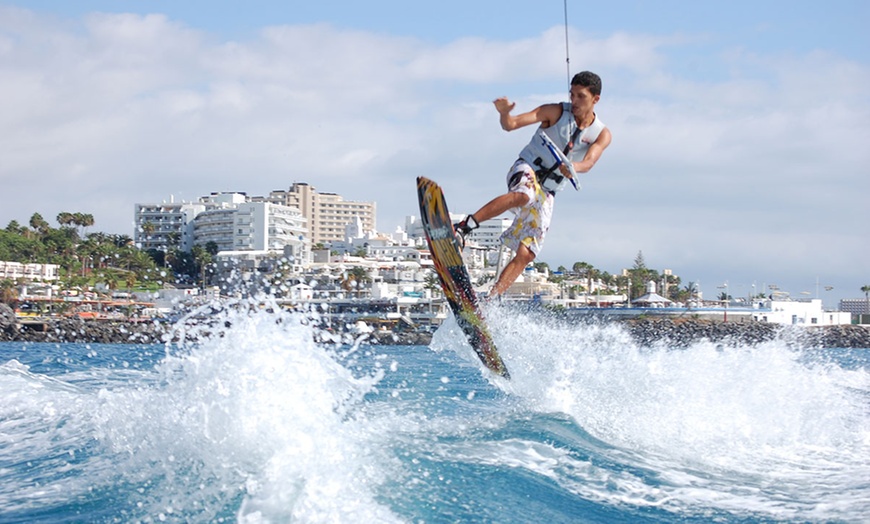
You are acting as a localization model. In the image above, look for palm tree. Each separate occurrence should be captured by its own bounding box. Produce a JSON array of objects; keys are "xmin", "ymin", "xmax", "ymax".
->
[
  {"xmin": 140, "ymin": 222, "xmax": 156, "ymax": 245},
  {"xmin": 112, "ymin": 234, "xmax": 133, "ymax": 248},
  {"xmin": 191, "ymin": 245, "xmax": 214, "ymax": 288},
  {"xmin": 587, "ymin": 267, "xmax": 601, "ymax": 296},
  {"xmin": 56, "ymin": 213, "xmax": 82, "ymax": 249},
  {"xmin": 29, "ymin": 213, "xmax": 50, "ymax": 237},
  {"xmin": 166, "ymin": 232, "xmax": 181, "ymax": 251},
  {"xmin": 59, "ymin": 242, "xmax": 78, "ymax": 285},
  {"xmin": 121, "ymin": 247, "xmax": 157, "ymax": 274},
  {"xmin": 125, "ymin": 272, "xmax": 137, "ymax": 291},
  {"xmin": 75, "ymin": 213, "xmax": 95, "ymax": 237},
  {"xmin": 424, "ymin": 272, "xmax": 442, "ymax": 298},
  {"xmin": 56, "ymin": 212, "xmax": 75, "ymax": 228},
  {"xmin": 343, "ymin": 266, "xmax": 371, "ymax": 298},
  {"xmin": 862, "ymin": 285, "xmax": 870, "ymax": 315},
  {"xmin": 572, "ymin": 262, "xmax": 594, "ymax": 296},
  {"xmin": 677, "ymin": 283, "xmax": 698, "ymax": 303},
  {"xmin": 600, "ymin": 271, "xmax": 615, "ymax": 293},
  {"xmin": 615, "ymin": 274, "xmax": 631, "ymax": 303},
  {"xmin": 95, "ymin": 240, "xmax": 115, "ymax": 270}
]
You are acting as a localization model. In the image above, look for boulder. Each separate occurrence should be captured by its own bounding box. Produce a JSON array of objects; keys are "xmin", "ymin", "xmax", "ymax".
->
[{"xmin": 0, "ymin": 303, "xmax": 15, "ymax": 330}]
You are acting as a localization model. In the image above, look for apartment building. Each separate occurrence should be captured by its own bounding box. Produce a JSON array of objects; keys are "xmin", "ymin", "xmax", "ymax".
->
[
  {"xmin": 264, "ymin": 183, "xmax": 376, "ymax": 246},
  {"xmin": 136, "ymin": 193, "xmax": 309, "ymax": 262},
  {"xmin": 839, "ymin": 298, "xmax": 870, "ymax": 315},
  {"xmin": 450, "ymin": 214, "xmax": 513, "ymax": 250},
  {"xmin": 134, "ymin": 198, "xmax": 208, "ymax": 253},
  {"xmin": 191, "ymin": 207, "xmax": 237, "ymax": 252},
  {"xmin": 192, "ymin": 193, "xmax": 248, "ymax": 252},
  {"xmin": 231, "ymin": 202, "xmax": 308, "ymax": 256}
]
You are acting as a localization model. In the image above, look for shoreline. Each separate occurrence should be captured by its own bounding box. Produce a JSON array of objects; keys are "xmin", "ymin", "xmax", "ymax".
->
[{"xmin": 2, "ymin": 313, "xmax": 869, "ymax": 348}]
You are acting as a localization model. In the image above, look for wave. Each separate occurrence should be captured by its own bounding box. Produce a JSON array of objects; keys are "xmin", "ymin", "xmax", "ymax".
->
[
  {"xmin": 436, "ymin": 304, "xmax": 870, "ymax": 521},
  {"xmin": 1, "ymin": 300, "xmax": 868, "ymax": 522}
]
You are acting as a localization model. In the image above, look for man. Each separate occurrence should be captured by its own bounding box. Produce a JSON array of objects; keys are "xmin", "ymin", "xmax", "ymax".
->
[{"xmin": 456, "ymin": 71, "xmax": 612, "ymax": 297}]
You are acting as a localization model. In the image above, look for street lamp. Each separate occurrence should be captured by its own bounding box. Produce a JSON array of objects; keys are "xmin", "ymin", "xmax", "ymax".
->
[{"xmin": 717, "ymin": 281, "xmax": 728, "ymax": 322}]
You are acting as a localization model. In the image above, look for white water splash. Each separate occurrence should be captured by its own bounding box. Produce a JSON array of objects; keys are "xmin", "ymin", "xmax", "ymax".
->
[
  {"xmin": 1, "ymin": 302, "xmax": 405, "ymax": 523},
  {"xmin": 476, "ymin": 306, "xmax": 870, "ymax": 521}
]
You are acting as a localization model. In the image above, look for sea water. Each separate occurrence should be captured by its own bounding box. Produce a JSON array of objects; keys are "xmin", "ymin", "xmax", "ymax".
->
[{"xmin": 1, "ymin": 300, "xmax": 868, "ymax": 523}]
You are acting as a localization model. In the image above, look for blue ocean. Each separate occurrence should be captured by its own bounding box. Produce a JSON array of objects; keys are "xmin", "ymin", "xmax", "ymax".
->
[{"xmin": 2, "ymin": 302, "xmax": 869, "ymax": 523}]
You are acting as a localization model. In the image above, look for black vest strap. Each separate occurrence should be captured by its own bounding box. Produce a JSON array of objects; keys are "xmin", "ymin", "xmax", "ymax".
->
[{"xmin": 534, "ymin": 125, "xmax": 582, "ymax": 194}]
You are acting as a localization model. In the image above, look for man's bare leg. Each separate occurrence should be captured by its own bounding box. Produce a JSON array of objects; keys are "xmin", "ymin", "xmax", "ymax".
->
[
  {"xmin": 490, "ymin": 243, "xmax": 536, "ymax": 297},
  {"xmin": 471, "ymin": 192, "xmax": 529, "ymax": 223}
]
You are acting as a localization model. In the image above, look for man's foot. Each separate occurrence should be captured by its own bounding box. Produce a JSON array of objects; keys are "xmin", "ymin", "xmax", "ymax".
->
[{"xmin": 453, "ymin": 214, "xmax": 479, "ymax": 248}]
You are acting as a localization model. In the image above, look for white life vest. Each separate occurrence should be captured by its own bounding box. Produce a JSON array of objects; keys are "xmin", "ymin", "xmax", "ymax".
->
[{"xmin": 518, "ymin": 103, "xmax": 606, "ymax": 192}]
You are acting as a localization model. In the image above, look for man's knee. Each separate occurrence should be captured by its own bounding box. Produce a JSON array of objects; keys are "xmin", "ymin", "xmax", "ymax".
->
[
  {"xmin": 507, "ymin": 192, "xmax": 530, "ymax": 207},
  {"xmin": 516, "ymin": 245, "xmax": 536, "ymax": 265}
]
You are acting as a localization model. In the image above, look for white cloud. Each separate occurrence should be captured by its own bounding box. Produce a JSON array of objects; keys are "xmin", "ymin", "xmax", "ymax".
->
[{"xmin": 0, "ymin": 7, "xmax": 867, "ymax": 303}]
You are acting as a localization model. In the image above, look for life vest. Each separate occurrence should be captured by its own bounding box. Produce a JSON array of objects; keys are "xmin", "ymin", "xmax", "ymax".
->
[{"xmin": 518, "ymin": 103, "xmax": 606, "ymax": 193}]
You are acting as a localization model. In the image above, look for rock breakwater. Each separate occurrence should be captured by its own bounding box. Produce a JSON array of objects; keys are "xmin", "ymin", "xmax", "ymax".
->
[
  {"xmin": 1, "ymin": 304, "xmax": 868, "ymax": 349},
  {"xmin": 2, "ymin": 317, "xmax": 169, "ymax": 344},
  {"xmin": 619, "ymin": 318, "xmax": 870, "ymax": 349}
]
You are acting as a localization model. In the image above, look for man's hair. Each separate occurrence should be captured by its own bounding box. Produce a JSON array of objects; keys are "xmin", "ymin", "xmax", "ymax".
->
[{"xmin": 571, "ymin": 71, "xmax": 602, "ymax": 96}]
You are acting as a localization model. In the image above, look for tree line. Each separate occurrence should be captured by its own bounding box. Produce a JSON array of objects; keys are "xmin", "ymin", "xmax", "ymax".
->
[
  {"xmin": 0, "ymin": 212, "xmax": 217, "ymax": 304},
  {"xmin": 13, "ymin": 211, "xmax": 859, "ymax": 308},
  {"xmin": 537, "ymin": 251, "xmax": 695, "ymax": 302}
]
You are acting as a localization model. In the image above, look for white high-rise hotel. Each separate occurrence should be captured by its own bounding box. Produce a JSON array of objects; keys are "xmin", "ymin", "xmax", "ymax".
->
[
  {"xmin": 259, "ymin": 183, "xmax": 376, "ymax": 246},
  {"xmin": 134, "ymin": 199, "xmax": 207, "ymax": 253},
  {"xmin": 193, "ymin": 193, "xmax": 308, "ymax": 254},
  {"xmin": 134, "ymin": 183, "xmax": 376, "ymax": 261}
]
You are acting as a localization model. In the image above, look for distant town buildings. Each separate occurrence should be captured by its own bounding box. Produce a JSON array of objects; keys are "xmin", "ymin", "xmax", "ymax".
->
[
  {"xmin": 4, "ymin": 177, "xmax": 866, "ymax": 332},
  {"xmin": 134, "ymin": 198, "xmax": 207, "ymax": 253},
  {"xmin": 839, "ymin": 298, "xmax": 870, "ymax": 315},
  {"xmin": 188, "ymin": 196, "xmax": 243, "ymax": 253},
  {"xmin": 0, "ymin": 181, "xmax": 821, "ymax": 326},
  {"xmin": 134, "ymin": 183, "xmax": 376, "ymax": 261},
  {"xmin": 753, "ymin": 298, "xmax": 852, "ymax": 326},
  {"xmin": 0, "ymin": 261, "xmax": 59, "ymax": 282},
  {"xmin": 257, "ymin": 183, "xmax": 376, "ymax": 246}
]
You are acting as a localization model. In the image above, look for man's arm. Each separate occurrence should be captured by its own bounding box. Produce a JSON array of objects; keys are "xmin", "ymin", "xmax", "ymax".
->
[
  {"xmin": 494, "ymin": 97, "xmax": 563, "ymax": 132},
  {"xmin": 572, "ymin": 127, "xmax": 612, "ymax": 174}
]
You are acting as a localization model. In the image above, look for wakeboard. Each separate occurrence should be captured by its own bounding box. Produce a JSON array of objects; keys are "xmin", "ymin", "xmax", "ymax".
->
[{"xmin": 416, "ymin": 176, "xmax": 510, "ymax": 379}]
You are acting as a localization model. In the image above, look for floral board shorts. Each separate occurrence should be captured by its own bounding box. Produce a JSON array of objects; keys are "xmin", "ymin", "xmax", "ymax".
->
[{"xmin": 500, "ymin": 159, "xmax": 555, "ymax": 256}]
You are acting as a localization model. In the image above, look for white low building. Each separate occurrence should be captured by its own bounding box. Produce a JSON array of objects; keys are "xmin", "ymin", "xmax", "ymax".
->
[
  {"xmin": 0, "ymin": 261, "xmax": 59, "ymax": 282},
  {"xmin": 448, "ymin": 213, "xmax": 512, "ymax": 251},
  {"xmin": 753, "ymin": 298, "xmax": 852, "ymax": 326}
]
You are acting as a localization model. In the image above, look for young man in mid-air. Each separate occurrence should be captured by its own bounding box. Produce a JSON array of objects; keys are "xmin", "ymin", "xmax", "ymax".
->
[{"xmin": 456, "ymin": 71, "xmax": 612, "ymax": 298}]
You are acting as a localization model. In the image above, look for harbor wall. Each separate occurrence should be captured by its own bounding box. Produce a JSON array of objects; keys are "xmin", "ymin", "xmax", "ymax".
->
[{"xmin": 2, "ymin": 304, "xmax": 868, "ymax": 348}]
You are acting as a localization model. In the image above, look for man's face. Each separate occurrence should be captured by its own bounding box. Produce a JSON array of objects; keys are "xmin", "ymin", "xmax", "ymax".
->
[{"xmin": 570, "ymin": 85, "xmax": 599, "ymax": 118}]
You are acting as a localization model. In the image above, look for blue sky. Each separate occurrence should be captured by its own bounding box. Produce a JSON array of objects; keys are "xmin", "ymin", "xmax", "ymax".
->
[
  {"xmin": 20, "ymin": 0, "xmax": 868, "ymax": 57},
  {"xmin": 1, "ymin": 1, "xmax": 868, "ymax": 305}
]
